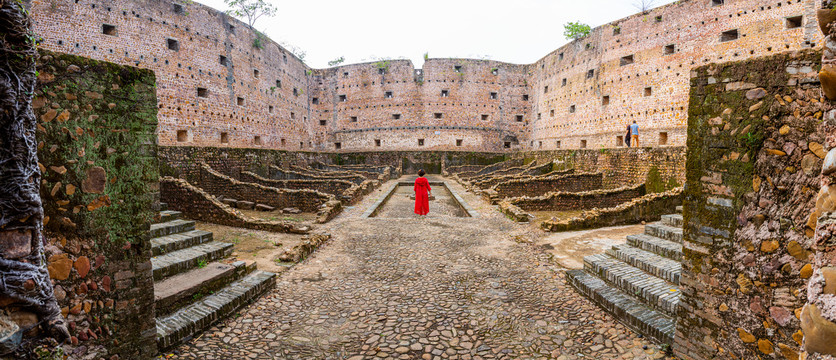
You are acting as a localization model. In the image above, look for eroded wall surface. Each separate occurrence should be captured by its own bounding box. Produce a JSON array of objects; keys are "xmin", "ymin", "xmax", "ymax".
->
[
  {"xmin": 30, "ymin": 0, "xmax": 820, "ymax": 152},
  {"xmin": 32, "ymin": 51, "xmax": 158, "ymax": 358},
  {"xmin": 677, "ymin": 49, "xmax": 824, "ymax": 360}
]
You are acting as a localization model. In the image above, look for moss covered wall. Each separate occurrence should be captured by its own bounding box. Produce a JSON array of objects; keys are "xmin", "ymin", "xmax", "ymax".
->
[
  {"xmin": 31, "ymin": 51, "xmax": 158, "ymax": 358},
  {"xmin": 676, "ymin": 49, "xmax": 825, "ymax": 360}
]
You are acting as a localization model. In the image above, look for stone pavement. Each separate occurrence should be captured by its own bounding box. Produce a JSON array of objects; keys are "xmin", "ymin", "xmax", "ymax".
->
[{"xmin": 161, "ymin": 177, "xmax": 671, "ymax": 359}]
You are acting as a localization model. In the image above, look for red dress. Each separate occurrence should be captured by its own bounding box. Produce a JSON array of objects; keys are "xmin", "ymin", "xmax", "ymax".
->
[{"xmin": 414, "ymin": 177, "xmax": 431, "ymax": 215}]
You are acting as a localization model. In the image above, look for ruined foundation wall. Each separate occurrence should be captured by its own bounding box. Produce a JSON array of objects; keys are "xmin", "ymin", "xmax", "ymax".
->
[
  {"xmin": 30, "ymin": 51, "xmax": 159, "ymax": 358},
  {"xmin": 196, "ymin": 164, "xmax": 330, "ymax": 212},
  {"xmin": 492, "ymin": 173, "xmax": 604, "ymax": 199},
  {"xmin": 675, "ymin": 49, "xmax": 824, "ymax": 360},
  {"xmin": 510, "ymin": 184, "xmax": 647, "ymax": 212}
]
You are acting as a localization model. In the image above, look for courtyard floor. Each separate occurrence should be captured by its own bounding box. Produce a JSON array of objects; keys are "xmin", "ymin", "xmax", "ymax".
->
[{"xmin": 162, "ymin": 176, "xmax": 670, "ymax": 360}]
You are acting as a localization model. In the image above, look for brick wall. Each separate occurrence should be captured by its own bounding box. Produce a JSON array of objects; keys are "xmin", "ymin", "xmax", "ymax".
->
[
  {"xmin": 541, "ymin": 188, "xmax": 683, "ymax": 232},
  {"xmin": 31, "ymin": 0, "xmax": 818, "ymax": 153},
  {"xmin": 675, "ymin": 49, "xmax": 823, "ymax": 360},
  {"xmin": 196, "ymin": 163, "xmax": 331, "ymax": 212},
  {"xmin": 492, "ymin": 172, "xmax": 604, "ymax": 199},
  {"xmin": 510, "ymin": 184, "xmax": 647, "ymax": 211},
  {"xmin": 29, "ymin": 51, "xmax": 158, "ymax": 358}
]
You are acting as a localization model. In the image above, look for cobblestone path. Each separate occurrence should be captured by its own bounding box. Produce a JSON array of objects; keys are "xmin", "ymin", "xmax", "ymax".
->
[{"xmin": 165, "ymin": 178, "xmax": 669, "ymax": 359}]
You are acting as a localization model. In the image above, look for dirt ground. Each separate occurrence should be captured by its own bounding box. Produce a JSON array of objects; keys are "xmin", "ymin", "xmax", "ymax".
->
[{"xmin": 195, "ymin": 222, "xmax": 307, "ymax": 274}]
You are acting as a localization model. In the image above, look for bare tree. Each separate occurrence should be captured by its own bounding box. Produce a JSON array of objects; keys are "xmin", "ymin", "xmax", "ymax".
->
[
  {"xmin": 633, "ymin": 0, "xmax": 658, "ymax": 13},
  {"xmin": 0, "ymin": 0, "xmax": 70, "ymax": 350}
]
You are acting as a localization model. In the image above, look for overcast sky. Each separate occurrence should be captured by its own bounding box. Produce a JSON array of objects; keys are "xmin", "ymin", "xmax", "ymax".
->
[{"xmin": 193, "ymin": 0, "xmax": 678, "ymax": 68}]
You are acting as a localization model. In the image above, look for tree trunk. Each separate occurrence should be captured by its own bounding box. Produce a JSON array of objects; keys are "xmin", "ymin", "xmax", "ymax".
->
[{"xmin": 0, "ymin": 0, "xmax": 69, "ymax": 346}]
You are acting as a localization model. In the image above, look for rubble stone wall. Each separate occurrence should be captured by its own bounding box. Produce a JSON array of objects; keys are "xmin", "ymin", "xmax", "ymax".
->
[
  {"xmin": 196, "ymin": 164, "xmax": 330, "ymax": 212},
  {"xmin": 492, "ymin": 173, "xmax": 604, "ymax": 199},
  {"xmin": 510, "ymin": 184, "xmax": 647, "ymax": 212},
  {"xmin": 675, "ymin": 49, "xmax": 824, "ymax": 360}
]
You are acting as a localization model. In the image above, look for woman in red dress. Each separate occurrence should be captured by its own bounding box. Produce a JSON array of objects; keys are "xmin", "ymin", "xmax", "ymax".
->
[{"xmin": 414, "ymin": 169, "xmax": 432, "ymax": 216}]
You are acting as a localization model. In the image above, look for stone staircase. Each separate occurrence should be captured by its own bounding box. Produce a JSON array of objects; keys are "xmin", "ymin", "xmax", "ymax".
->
[
  {"xmin": 151, "ymin": 204, "xmax": 276, "ymax": 351},
  {"xmin": 567, "ymin": 212, "xmax": 683, "ymax": 345}
]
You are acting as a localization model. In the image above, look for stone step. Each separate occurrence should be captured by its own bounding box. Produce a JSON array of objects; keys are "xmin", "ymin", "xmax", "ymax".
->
[
  {"xmin": 150, "ymin": 219, "xmax": 195, "ymax": 239},
  {"xmin": 676, "ymin": 206, "xmax": 683, "ymax": 213},
  {"xmin": 626, "ymin": 234, "xmax": 683, "ymax": 261},
  {"xmin": 151, "ymin": 230, "xmax": 213, "ymax": 256},
  {"xmin": 644, "ymin": 223, "xmax": 683, "ymax": 243},
  {"xmin": 151, "ymin": 242, "xmax": 234, "ymax": 281},
  {"xmin": 154, "ymin": 260, "xmax": 256, "ymax": 317},
  {"xmin": 160, "ymin": 202, "xmax": 169, "ymax": 211},
  {"xmin": 567, "ymin": 269, "xmax": 676, "ymax": 345},
  {"xmin": 607, "ymin": 244, "xmax": 681, "ymax": 284},
  {"xmin": 158, "ymin": 210, "xmax": 182, "ymax": 223},
  {"xmin": 661, "ymin": 214, "xmax": 683, "ymax": 228},
  {"xmin": 583, "ymin": 254, "xmax": 680, "ymax": 316},
  {"xmin": 156, "ymin": 270, "xmax": 276, "ymax": 351}
]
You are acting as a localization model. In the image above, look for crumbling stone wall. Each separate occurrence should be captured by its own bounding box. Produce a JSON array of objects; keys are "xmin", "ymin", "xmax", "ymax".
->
[
  {"xmin": 676, "ymin": 49, "xmax": 824, "ymax": 360},
  {"xmin": 540, "ymin": 188, "xmax": 682, "ymax": 232},
  {"xmin": 196, "ymin": 163, "xmax": 331, "ymax": 213},
  {"xmin": 492, "ymin": 172, "xmax": 603, "ymax": 199},
  {"xmin": 31, "ymin": 51, "xmax": 158, "ymax": 358},
  {"xmin": 238, "ymin": 171, "xmax": 362, "ymax": 204},
  {"xmin": 509, "ymin": 184, "xmax": 646, "ymax": 212}
]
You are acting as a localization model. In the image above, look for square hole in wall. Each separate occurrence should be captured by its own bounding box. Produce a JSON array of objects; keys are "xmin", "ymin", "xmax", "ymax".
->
[
  {"xmin": 491, "ymin": 68, "xmax": 499, "ymax": 75},
  {"xmin": 721, "ymin": 29, "xmax": 739, "ymax": 42},
  {"xmin": 290, "ymin": 112, "xmax": 296, "ymax": 119},
  {"xmin": 300, "ymin": 142, "xmax": 304, "ymax": 149},
  {"xmin": 434, "ymin": 113, "xmax": 443, "ymax": 119},
  {"xmin": 655, "ymin": 15, "xmax": 663, "ymax": 23},
  {"xmin": 228, "ymin": 24, "xmax": 235, "ymax": 34},
  {"xmin": 516, "ymin": 115, "xmax": 524, "ymax": 122},
  {"xmin": 504, "ymin": 142, "xmax": 511, "ymax": 149},
  {"xmin": 587, "ymin": 69, "xmax": 595, "ymax": 78},
  {"xmin": 378, "ymin": 68, "xmax": 386, "ymax": 75},
  {"xmin": 711, "ymin": 0, "xmax": 724, "ymax": 6},
  {"xmin": 490, "ymin": 92, "xmax": 498, "ymax": 99},
  {"xmin": 613, "ymin": 26, "xmax": 621, "ymax": 35},
  {"xmin": 339, "ymin": 95, "xmax": 347, "ymax": 102},
  {"xmin": 219, "ymin": 55, "xmax": 228, "ymax": 66},
  {"xmin": 786, "ymin": 15, "xmax": 802, "ymax": 29},
  {"xmin": 312, "ymin": 97, "xmax": 319, "ymax": 105},
  {"xmin": 220, "ymin": 132, "xmax": 229, "ymax": 144},
  {"xmin": 522, "ymin": 94, "xmax": 529, "ymax": 101},
  {"xmin": 173, "ymin": 3, "xmax": 184, "ymax": 14},
  {"xmin": 538, "ymin": 141, "xmax": 543, "ymax": 148},
  {"xmin": 550, "ymin": 109, "xmax": 555, "ymax": 117},
  {"xmin": 537, "ymin": 113, "xmax": 542, "ymax": 120},
  {"xmin": 384, "ymin": 91, "xmax": 393, "ymax": 99},
  {"xmin": 481, "ymin": 114, "xmax": 489, "ymax": 121},
  {"xmin": 580, "ymin": 140, "xmax": 587, "ymax": 148},
  {"xmin": 319, "ymin": 120, "xmax": 326, "ymax": 126},
  {"xmin": 659, "ymin": 132, "xmax": 668, "ymax": 145},
  {"xmin": 558, "ymin": 52, "xmax": 564, "ymax": 60},
  {"xmin": 616, "ymin": 136, "xmax": 623, "ymax": 147},
  {"xmin": 569, "ymin": 105, "xmax": 576, "ymax": 113},
  {"xmin": 456, "ymin": 139, "xmax": 463, "ymax": 147},
  {"xmin": 664, "ymin": 44, "xmax": 676, "ymax": 55},
  {"xmin": 602, "ymin": 96, "xmax": 610, "ymax": 106},
  {"xmin": 254, "ymin": 69, "xmax": 260, "ymax": 78},
  {"xmin": 237, "ymin": 97, "xmax": 245, "ymax": 106},
  {"xmin": 644, "ymin": 87, "xmax": 653, "ymax": 97},
  {"xmin": 454, "ymin": 65, "xmax": 462, "ymax": 73},
  {"xmin": 343, "ymin": 72, "xmax": 349, "ymax": 77},
  {"xmin": 335, "ymin": 142, "xmax": 342, "ymax": 150},
  {"xmin": 418, "ymin": 139, "xmax": 425, "ymax": 146},
  {"xmin": 562, "ymin": 78, "xmax": 567, "ymax": 86},
  {"xmin": 544, "ymin": 86, "xmax": 549, "ymax": 93},
  {"xmin": 555, "ymin": 140, "xmax": 561, "ymax": 149},
  {"xmin": 102, "ymin": 24, "xmax": 117, "ymax": 36},
  {"xmin": 620, "ymin": 55, "xmax": 634, "ymax": 66},
  {"xmin": 276, "ymin": 80, "xmax": 282, "ymax": 88},
  {"xmin": 350, "ymin": 116, "xmax": 358, "ymax": 123},
  {"xmin": 281, "ymin": 138, "xmax": 286, "ymax": 146},
  {"xmin": 293, "ymin": 88, "xmax": 299, "ymax": 96},
  {"xmin": 375, "ymin": 139, "xmax": 381, "ymax": 147},
  {"xmin": 268, "ymin": 105, "xmax": 274, "ymax": 113},
  {"xmin": 441, "ymin": 90, "xmax": 449, "ymax": 97},
  {"xmin": 393, "ymin": 114, "xmax": 401, "ymax": 120},
  {"xmin": 197, "ymin": 87, "xmax": 208, "ymax": 98},
  {"xmin": 177, "ymin": 130, "xmax": 188, "ymax": 142},
  {"xmin": 167, "ymin": 38, "xmax": 179, "ymax": 51}
]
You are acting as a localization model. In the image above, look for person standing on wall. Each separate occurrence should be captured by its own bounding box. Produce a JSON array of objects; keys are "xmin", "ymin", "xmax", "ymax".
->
[
  {"xmin": 625, "ymin": 123, "xmax": 632, "ymax": 147},
  {"xmin": 414, "ymin": 169, "xmax": 432, "ymax": 216},
  {"xmin": 630, "ymin": 120, "xmax": 640, "ymax": 147}
]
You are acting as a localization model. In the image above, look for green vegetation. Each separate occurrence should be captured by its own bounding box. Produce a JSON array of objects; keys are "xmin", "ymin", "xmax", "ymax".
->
[
  {"xmin": 328, "ymin": 56, "xmax": 345, "ymax": 67},
  {"xmin": 563, "ymin": 22, "xmax": 592, "ymax": 40},
  {"xmin": 252, "ymin": 31, "xmax": 265, "ymax": 49},
  {"xmin": 224, "ymin": 0, "xmax": 277, "ymax": 28},
  {"xmin": 197, "ymin": 259, "xmax": 208, "ymax": 268},
  {"xmin": 423, "ymin": 52, "xmax": 429, "ymax": 61}
]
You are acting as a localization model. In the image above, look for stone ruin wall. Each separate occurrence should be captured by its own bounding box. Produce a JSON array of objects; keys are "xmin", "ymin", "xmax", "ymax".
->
[
  {"xmin": 29, "ymin": 0, "xmax": 822, "ymax": 153},
  {"xmin": 676, "ymin": 49, "xmax": 825, "ymax": 360},
  {"xmin": 530, "ymin": 0, "xmax": 821, "ymax": 151}
]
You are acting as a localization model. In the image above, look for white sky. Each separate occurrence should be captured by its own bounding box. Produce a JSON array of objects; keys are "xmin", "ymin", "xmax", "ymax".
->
[{"xmin": 193, "ymin": 0, "xmax": 678, "ymax": 68}]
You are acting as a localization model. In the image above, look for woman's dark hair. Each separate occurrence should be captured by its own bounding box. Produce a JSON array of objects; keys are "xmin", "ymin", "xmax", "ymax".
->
[{"xmin": 418, "ymin": 169, "xmax": 425, "ymax": 177}]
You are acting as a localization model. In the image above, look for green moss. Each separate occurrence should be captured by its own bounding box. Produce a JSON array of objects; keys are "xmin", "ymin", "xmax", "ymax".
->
[{"xmin": 645, "ymin": 166, "xmax": 665, "ymax": 193}]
